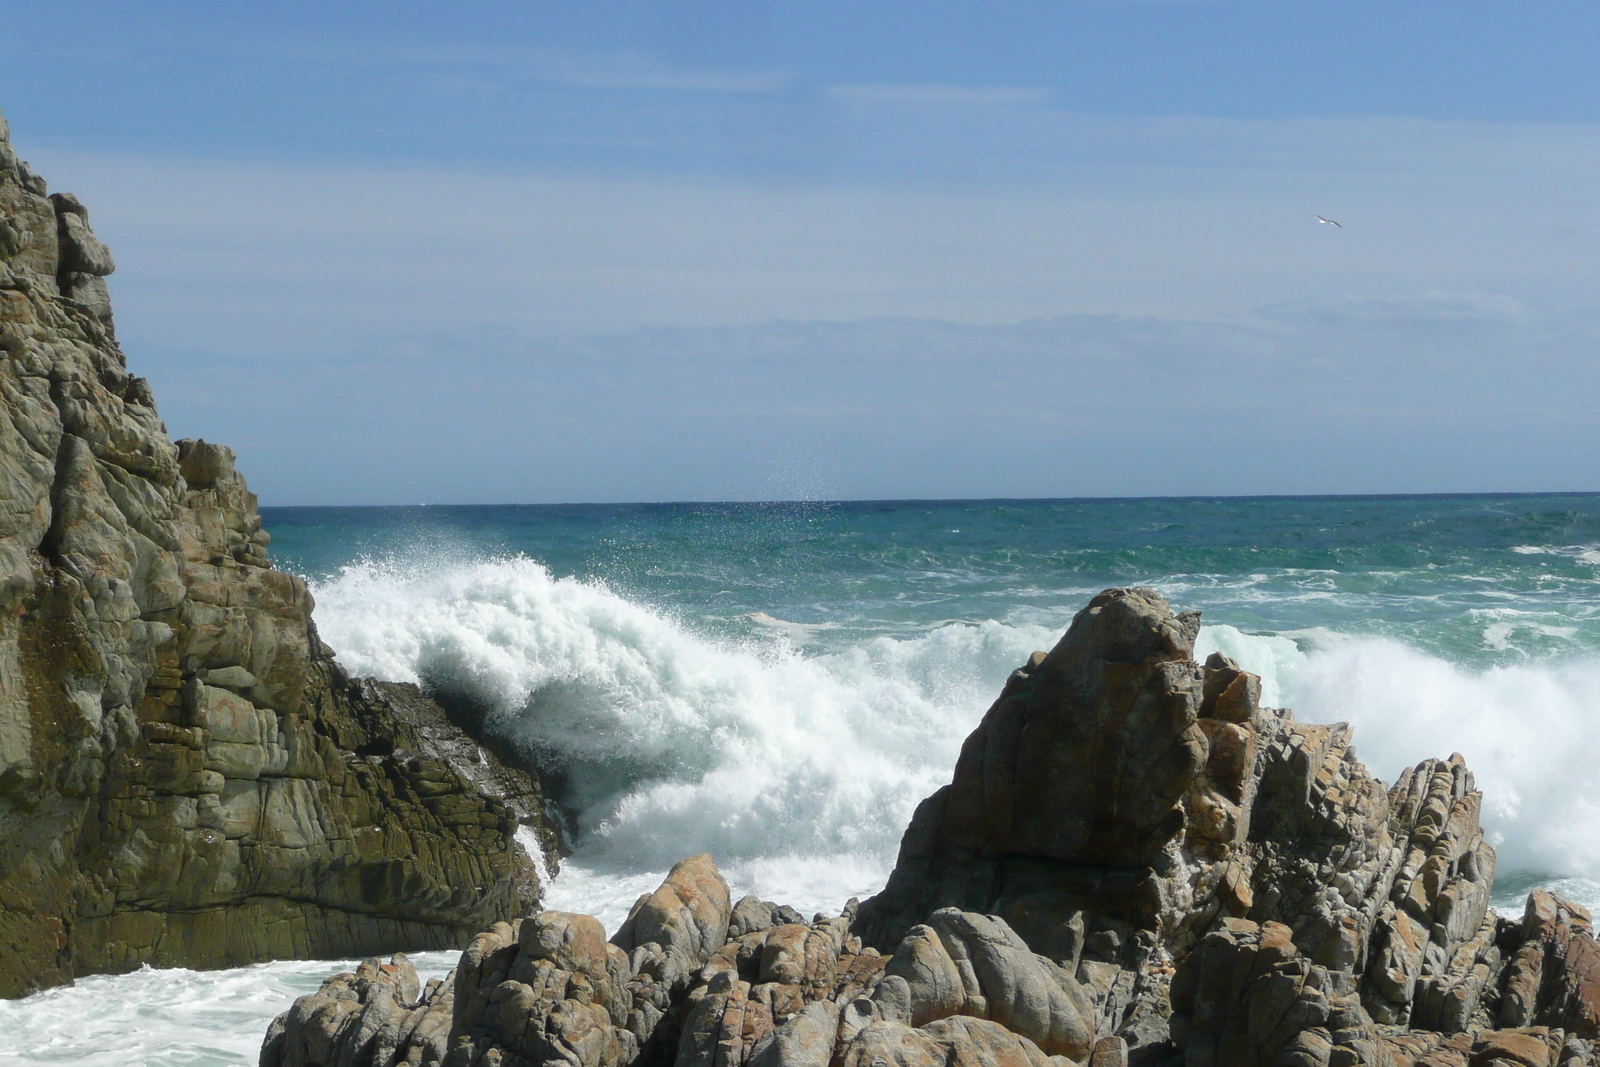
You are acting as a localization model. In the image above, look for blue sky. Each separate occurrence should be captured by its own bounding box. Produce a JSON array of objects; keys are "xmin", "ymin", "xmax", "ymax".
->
[{"xmin": 4, "ymin": 2, "xmax": 1600, "ymax": 502}]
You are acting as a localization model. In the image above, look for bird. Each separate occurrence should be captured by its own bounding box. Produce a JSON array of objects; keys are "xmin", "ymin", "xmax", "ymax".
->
[{"xmin": 1311, "ymin": 215, "xmax": 1342, "ymax": 228}]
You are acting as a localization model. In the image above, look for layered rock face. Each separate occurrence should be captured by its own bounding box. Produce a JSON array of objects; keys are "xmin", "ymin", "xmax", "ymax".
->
[
  {"xmin": 271, "ymin": 588, "xmax": 1600, "ymax": 1067},
  {"xmin": 0, "ymin": 109, "xmax": 554, "ymax": 998}
]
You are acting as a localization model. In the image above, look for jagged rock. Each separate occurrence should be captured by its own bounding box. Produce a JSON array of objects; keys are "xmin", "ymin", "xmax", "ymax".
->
[
  {"xmin": 261, "ymin": 954, "xmax": 454, "ymax": 1067},
  {"xmin": 443, "ymin": 861, "xmax": 735, "ymax": 1067},
  {"xmin": 729, "ymin": 897, "xmax": 777, "ymax": 940},
  {"xmin": 1498, "ymin": 890, "xmax": 1600, "ymax": 1039},
  {"xmin": 0, "ymin": 108, "xmax": 560, "ymax": 997},
  {"xmin": 271, "ymin": 590, "xmax": 1600, "ymax": 1067},
  {"xmin": 614, "ymin": 854, "xmax": 735, "ymax": 994},
  {"xmin": 837, "ymin": 1016, "xmax": 1068, "ymax": 1067},
  {"xmin": 871, "ymin": 909, "xmax": 1095, "ymax": 1060},
  {"xmin": 747, "ymin": 1000, "xmax": 838, "ymax": 1067},
  {"xmin": 1170, "ymin": 917, "xmax": 1375, "ymax": 1066},
  {"xmin": 852, "ymin": 588, "xmax": 1600, "ymax": 1064}
]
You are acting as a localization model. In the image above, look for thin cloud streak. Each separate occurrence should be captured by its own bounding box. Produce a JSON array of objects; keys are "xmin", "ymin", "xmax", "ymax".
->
[
  {"xmin": 826, "ymin": 84, "xmax": 1054, "ymax": 106},
  {"xmin": 30, "ymin": 109, "xmax": 1600, "ymax": 354},
  {"xmin": 266, "ymin": 41, "xmax": 798, "ymax": 93},
  {"xmin": 20, "ymin": 109, "xmax": 1600, "ymax": 502},
  {"xmin": 141, "ymin": 302, "xmax": 1600, "ymax": 505}
]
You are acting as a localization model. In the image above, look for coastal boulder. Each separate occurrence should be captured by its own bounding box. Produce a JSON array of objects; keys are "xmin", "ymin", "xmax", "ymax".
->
[
  {"xmin": 871, "ymin": 909, "xmax": 1095, "ymax": 1060},
  {"xmin": 265, "ymin": 589, "xmax": 1600, "ymax": 1067},
  {"xmin": 613, "ymin": 854, "xmax": 735, "ymax": 993},
  {"xmin": 260, "ymin": 954, "xmax": 454, "ymax": 1067}
]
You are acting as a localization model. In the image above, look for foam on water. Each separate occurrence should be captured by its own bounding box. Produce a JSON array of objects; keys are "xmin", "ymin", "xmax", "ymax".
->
[
  {"xmin": 0, "ymin": 952, "xmax": 457, "ymax": 1067},
  {"xmin": 14, "ymin": 547, "xmax": 1600, "ymax": 1063},
  {"xmin": 310, "ymin": 556, "xmax": 1056, "ymax": 916},
  {"xmin": 1200, "ymin": 625, "xmax": 1600, "ymax": 912},
  {"xmin": 302, "ymin": 559, "xmax": 1600, "ymax": 920}
]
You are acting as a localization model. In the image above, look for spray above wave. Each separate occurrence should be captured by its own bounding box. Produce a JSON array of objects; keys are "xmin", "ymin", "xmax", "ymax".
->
[
  {"xmin": 309, "ymin": 557, "xmax": 1055, "ymax": 908},
  {"xmin": 1208, "ymin": 625, "xmax": 1600, "ymax": 895},
  {"xmin": 310, "ymin": 559, "xmax": 1600, "ymax": 915}
]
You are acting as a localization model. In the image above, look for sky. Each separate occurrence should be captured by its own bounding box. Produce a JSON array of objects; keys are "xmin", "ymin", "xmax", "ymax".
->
[{"xmin": 3, "ymin": 1, "xmax": 1600, "ymax": 503}]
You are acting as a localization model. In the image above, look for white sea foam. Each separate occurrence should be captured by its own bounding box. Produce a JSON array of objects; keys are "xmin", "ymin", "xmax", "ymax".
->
[
  {"xmin": 1199, "ymin": 625, "xmax": 1600, "ymax": 906},
  {"xmin": 1510, "ymin": 544, "xmax": 1600, "ymax": 566},
  {"xmin": 515, "ymin": 824, "xmax": 556, "ymax": 889},
  {"xmin": 309, "ymin": 557, "xmax": 1057, "ymax": 916},
  {"xmin": 306, "ymin": 559, "xmax": 1600, "ymax": 920},
  {"xmin": 0, "ymin": 952, "xmax": 457, "ymax": 1067}
]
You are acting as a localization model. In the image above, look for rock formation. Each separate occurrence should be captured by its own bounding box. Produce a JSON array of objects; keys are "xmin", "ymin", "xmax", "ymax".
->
[
  {"xmin": 267, "ymin": 588, "xmax": 1600, "ymax": 1067},
  {"xmin": 0, "ymin": 108, "xmax": 559, "ymax": 998}
]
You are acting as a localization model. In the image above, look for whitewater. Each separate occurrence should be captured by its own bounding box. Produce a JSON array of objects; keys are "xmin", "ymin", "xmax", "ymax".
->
[{"xmin": 6, "ymin": 495, "xmax": 1600, "ymax": 1066}]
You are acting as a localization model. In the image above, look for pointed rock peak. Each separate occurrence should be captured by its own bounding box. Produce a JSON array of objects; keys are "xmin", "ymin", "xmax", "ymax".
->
[{"xmin": 1043, "ymin": 586, "xmax": 1200, "ymax": 671}]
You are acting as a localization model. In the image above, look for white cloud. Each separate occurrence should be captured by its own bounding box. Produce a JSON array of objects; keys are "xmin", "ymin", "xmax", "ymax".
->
[{"xmin": 31, "ymin": 111, "xmax": 1600, "ymax": 356}]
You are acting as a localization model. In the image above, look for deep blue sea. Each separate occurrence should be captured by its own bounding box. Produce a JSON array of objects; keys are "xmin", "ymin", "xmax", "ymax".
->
[{"xmin": 10, "ymin": 494, "xmax": 1600, "ymax": 1066}]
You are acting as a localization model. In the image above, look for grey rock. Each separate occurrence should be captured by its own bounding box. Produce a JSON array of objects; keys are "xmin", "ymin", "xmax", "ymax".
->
[
  {"xmin": 613, "ymin": 853, "xmax": 734, "ymax": 993},
  {"xmin": 260, "ymin": 954, "xmax": 452, "ymax": 1067},
  {"xmin": 873, "ymin": 909, "xmax": 1095, "ymax": 1060}
]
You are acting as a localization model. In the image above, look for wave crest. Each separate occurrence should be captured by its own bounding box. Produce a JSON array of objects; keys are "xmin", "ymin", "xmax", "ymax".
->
[
  {"xmin": 312, "ymin": 560, "xmax": 1600, "ymax": 915},
  {"xmin": 310, "ymin": 557, "xmax": 1053, "ymax": 883}
]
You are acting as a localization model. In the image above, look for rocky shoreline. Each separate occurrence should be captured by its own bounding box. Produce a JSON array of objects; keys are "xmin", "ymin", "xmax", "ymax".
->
[
  {"xmin": 5, "ymin": 102, "xmax": 1600, "ymax": 1067},
  {"xmin": 0, "ymin": 108, "xmax": 562, "ymax": 997},
  {"xmin": 266, "ymin": 589, "xmax": 1600, "ymax": 1067}
]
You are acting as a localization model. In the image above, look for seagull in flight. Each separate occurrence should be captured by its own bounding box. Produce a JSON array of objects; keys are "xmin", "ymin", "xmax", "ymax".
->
[{"xmin": 1311, "ymin": 215, "xmax": 1342, "ymax": 228}]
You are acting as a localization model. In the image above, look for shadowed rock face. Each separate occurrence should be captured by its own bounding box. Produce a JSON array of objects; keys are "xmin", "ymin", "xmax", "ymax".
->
[
  {"xmin": 0, "ymin": 109, "xmax": 558, "ymax": 998},
  {"xmin": 267, "ymin": 587, "xmax": 1600, "ymax": 1067}
]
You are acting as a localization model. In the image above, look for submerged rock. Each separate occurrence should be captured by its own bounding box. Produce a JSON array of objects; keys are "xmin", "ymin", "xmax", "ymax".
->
[
  {"xmin": 0, "ymin": 107, "xmax": 561, "ymax": 997},
  {"xmin": 273, "ymin": 587, "xmax": 1600, "ymax": 1067}
]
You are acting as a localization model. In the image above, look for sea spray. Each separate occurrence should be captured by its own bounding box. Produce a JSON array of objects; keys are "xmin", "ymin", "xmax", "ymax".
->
[
  {"xmin": 309, "ymin": 556, "xmax": 1056, "ymax": 914},
  {"xmin": 0, "ymin": 953, "xmax": 459, "ymax": 1067},
  {"xmin": 1198, "ymin": 625, "xmax": 1600, "ymax": 908},
  {"xmin": 310, "ymin": 557, "xmax": 1600, "ymax": 921}
]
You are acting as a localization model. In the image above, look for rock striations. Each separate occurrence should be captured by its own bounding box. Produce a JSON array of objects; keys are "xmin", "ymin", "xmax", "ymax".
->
[
  {"xmin": 0, "ymin": 109, "xmax": 558, "ymax": 998},
  {"xmin": 268, "ymin": 588, "xmax": 1600, "ymax": 1067}
]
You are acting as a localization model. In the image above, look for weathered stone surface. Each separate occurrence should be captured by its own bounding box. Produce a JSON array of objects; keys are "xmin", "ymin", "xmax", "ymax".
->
[
  {"xmin": 614, "ymin": 854, "xmax": 735, "ymax": 994},
  {"xmin": 1498, "ymin": 890, "xmax": 1600, "ymax": 1039},
  {"xmin": 837, "ymin": 1016, "xmax": 1064, "ymax": 1067},
  {"xmin": 872, "ymin": 909, "xmax": 1094, "ymax": 1060},
  {"xmin": 267, "ymin": 587, "xmax": 1600, "ymax": 1067},
  {"xmin": 855, "ymin": 588, "xmax": 1596, "ymax": 1065},
  {"xmin": 0, "ymin": 110, "xmax": 559, "ymax": 997},
  {"xmin": 260, "ymin": 954, "xmax": 455, "ymax": 1067}
]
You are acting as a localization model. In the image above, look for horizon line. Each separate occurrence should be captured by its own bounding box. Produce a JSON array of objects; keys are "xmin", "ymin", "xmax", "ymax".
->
[{"xmin": 258, "ymin": 489, "xmax": 1600, "ymax": 510}]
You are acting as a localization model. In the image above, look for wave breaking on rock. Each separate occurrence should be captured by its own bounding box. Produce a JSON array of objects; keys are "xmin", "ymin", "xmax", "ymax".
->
[{"xmin": 265, "ymin": 588, "xmax": 1600, "ymax": 1067}]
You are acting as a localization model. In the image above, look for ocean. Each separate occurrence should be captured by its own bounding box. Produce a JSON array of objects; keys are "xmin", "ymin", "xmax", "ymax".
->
[{"xmin": 6, "ymin": 494, "xmax": 1600, "ymax": 1065}]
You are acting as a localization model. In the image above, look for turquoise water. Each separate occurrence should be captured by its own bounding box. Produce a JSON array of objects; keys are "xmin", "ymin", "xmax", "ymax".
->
[
  {"xmin": 267, "ymin": 495, "xmax": 1600, "ymax": 665},
  {"xmin": 265, "ymin": 494, "xmax": 1600, "ymax": 921},
  {"xmin": 9, "ymin": 494, "xmax": 1600, "ymax": 1067}
]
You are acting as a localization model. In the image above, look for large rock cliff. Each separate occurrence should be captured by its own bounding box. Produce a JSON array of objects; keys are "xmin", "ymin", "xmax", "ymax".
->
[
  {"xmin": 269, "ymin": 589, "xmax": 1600, "ymax": 1067},
  {"xmin": 0, "ymin": 109, "xmax": 555, "ymax": 998}
]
